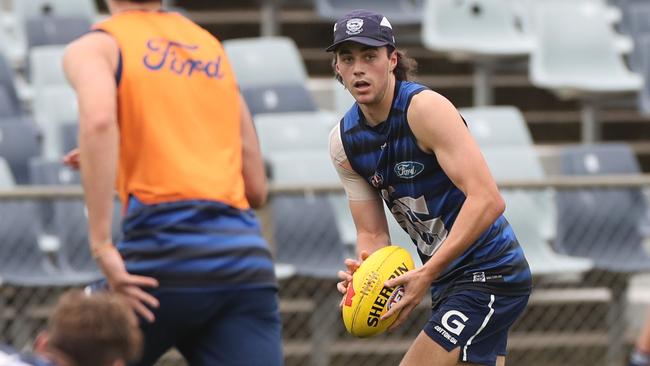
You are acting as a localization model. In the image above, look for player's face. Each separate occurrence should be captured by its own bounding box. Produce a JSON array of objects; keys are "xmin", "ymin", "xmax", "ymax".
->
[{"xmin": 335, "ymin": 43, "xmax": 397, "ymax": 106}]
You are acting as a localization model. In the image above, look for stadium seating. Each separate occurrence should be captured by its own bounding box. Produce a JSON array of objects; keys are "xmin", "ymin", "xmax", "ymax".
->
[
  {"xmin": 13, "ymin": 0, "xmax": 98, "ymax": 22},
  {"xmin": 422, "ymin": 0, "xmax": 533, "ymax": 106},
  {"xmin": 0, "ymin": 157, "xmax": 98, "ymax": 287},
  {"xmin": 223, "ymin": 37, "xmax": 309, "ymax": 89},
  {"xmin": 242, "ymin": 83, "xmax": 318, "ymax": 116},
  {"xmin": 480, "ymin": 146, "xmax": 594, "ymax": 277},
  {"xmin": 25, "ymin": 15, "xmax": 90, "ymax": 49},
  {"xmin": 553, "ymin": 143, "xmax": 650, "ymax": 364},
  {"xmin": 29, "ymin": 44, "xmax": 67, "ymax": 88},
  {"xmin": 422, "ymin": 0, "xmax": 532, "ymax": 57},
  {"xmin": 555, "ymin": 143, "xmax": 650, "ymax": 272},
  {"xmin": 0, "ymin": 120, "xmax": 42, "ymax": 184},
  {"xmin": 28, "ymin": 159, "xmax": 120, "ymax": 275},
  {"xmin": 529, "ymin": 1, "xmax": 642, "ymax": 142},
  {"xmin": 33, "ymin": 85, "xmax": 77, "ymax": 159},
  {"xmin": 460, "ymin": 106, "xmax": 534, "ymax": 147},
  {"xmin": 0, "ymin": 53, "xmax": 21, "ymax": 118},
  {"xmin": 315, "ymin": 0, "xmax": 424, "ymax": 24},
  {"xmin": 60, "ymin": 122, "xmax": 77, "ymax": 154},
  {"xmin": 254, "ymin": 111, "xmax": 336, "ymax": 156},
  {"xmin": 332, "ymin": 80, "xmax": 356, "ymax": 117}
]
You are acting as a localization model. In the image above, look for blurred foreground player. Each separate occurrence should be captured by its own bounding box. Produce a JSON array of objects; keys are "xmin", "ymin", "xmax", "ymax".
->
[
  {"xmin": 63, "ymin": 0, "xmax": 282, "ymax": 365},
  {"xmin": 0, "ymin": 289, "xmax": 142, "ymax": 366}
]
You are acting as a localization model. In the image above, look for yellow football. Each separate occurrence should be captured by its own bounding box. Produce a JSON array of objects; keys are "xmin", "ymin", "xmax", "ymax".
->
[{"xmin": 342, "ymin": 245, "xmax": 415, "ymax": 338}]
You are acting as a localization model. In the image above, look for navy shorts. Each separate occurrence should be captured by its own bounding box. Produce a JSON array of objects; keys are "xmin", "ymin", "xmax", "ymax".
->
[
  {"xmin": 87, "ymin": 284, "xmax": 283, "ymax": 366},
  {"xmin": 423, "ymin": 290, "xmax": 529, "ymax": 366}
]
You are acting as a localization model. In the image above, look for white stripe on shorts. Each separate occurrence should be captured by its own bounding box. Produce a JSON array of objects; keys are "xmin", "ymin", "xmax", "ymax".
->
[{"xmin": 462, "ymin": 294, "xmax": 496, "ymax": 362}]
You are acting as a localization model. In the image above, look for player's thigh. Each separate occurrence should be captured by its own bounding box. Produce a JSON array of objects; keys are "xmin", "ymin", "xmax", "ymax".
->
[
  {"xmin": 496, "ymin": 355, "xmax": 505, "ymax": 366},
  {"xmin": 400, "ymin": 331, "xmax": 482, "ymax": 366}
]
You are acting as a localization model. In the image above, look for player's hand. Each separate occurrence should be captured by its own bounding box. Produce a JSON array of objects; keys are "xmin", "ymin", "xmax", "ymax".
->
[
  {"xmin": 381, "ymin": 266, "xmax": 437, "ymax": 331},
  {"xmin": 62, "ymin": 148, "xmax": 80, "ymax": 170},
  {"xmin": 337, "ymin": 250, "xmax": 369, "ymax": 308},
  {"xmin": 95, "ymin": 246, "xmax": 160, "ymax": 322}
]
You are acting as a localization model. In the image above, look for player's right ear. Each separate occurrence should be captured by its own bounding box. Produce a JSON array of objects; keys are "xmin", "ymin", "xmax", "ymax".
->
[{"xmin": 33, "ymin": 332, "xmax": 49, "ymax": 354}]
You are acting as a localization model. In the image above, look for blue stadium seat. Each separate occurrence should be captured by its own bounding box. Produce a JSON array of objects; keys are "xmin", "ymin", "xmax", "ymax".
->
[
  {"xmin": 60, "ymin": 122, "xmax": 77, "ymax": 154},
  {"xmin": 25, "ymin": 16, "xmax": 90, "ymax": 49},
  {"xmin": 28, "ymin": 159, "xmax": 121, "ymax": 275},
  {"xmin": 242, "ymin": 84, "xmax": 318, "ymax": 116},
  {"xmin": 555, "ymin": 143, "xmax": 650, "ymax": 272},
  {"xmin": 481, "ymin": 146, "xmax": 593, "ymax": 277},
  {"xmin": 0, "ymin": 121, "xmax": 42, "ymax": 184},
  {"xmin": 0, "ymin": 157, "xmax": 96, "ymax": 287},
  {"xmin": 271, "ymin": 194, "xmax": 345, "ymax": 279}
]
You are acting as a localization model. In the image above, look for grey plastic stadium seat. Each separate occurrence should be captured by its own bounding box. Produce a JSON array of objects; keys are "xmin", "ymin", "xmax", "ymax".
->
[
  {"xmin": 555, "ymin": 144, "xmax": 650, "ymax": 272},
  {"xmin": 255, "ymin": 111, "xmax": 337, "ymax": 156},
  {"xmin": 422, "ymin": 0, "xmax": 533, "ymax": 56},
  {"xmin": 315, "ymin": 0, "xmax": 423, "ymax": 24},
  {"xmin": 530, "ymin": 1, "xmax": 641, "ymax": 94},
  {"xmin": 33, "ymin": 85, "xmax": 78, "ymax": 159},
  {"xmin": 529, "ymin": 1, "xmax": 642, "ymax": 141},
  {"xmin": 25, "ymin": 16, "xmax": 90, "ymax": 49},
  {"xmin": 223, "ymin": 37, "xmax": 308, "ymax": 89},
  {"xmin": 242, "ymin": 83, "xmax": 318, "ymax": 116},
  {"xmin": 0, "ymin": 121, "xmax": 42, "ymax": 184},
  {"xmin": 461, "ymin": 106, "xmax": 534, "ymax": 147},
  {"xmin": 481, "ymin": 146, "xmax": 593, "ymax": 277},
  {"xmin": 29, "ymin": 45, "xmax": 67, "ymax": 87},
  {"xmin": 422, "ymin": 0, "xmax": 533, "ymax": 105}
]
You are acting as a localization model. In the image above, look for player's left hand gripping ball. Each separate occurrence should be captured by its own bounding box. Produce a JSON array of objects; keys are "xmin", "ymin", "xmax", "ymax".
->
[{"xmin": 341, "ymin": 246, "xmax": 415, "ymax": 337}]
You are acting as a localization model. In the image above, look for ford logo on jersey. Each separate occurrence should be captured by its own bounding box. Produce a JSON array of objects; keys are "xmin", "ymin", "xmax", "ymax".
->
[{"xmin": 394, "ymin": 161, "xmax": 424, "ymax": 179}]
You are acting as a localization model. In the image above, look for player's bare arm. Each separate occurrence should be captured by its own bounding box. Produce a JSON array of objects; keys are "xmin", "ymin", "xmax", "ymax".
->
[
  {"xmin": 239, "ymin": 95, "xmax": 268, "ymax": 208},
  {"xmin": 383, "ymin": 90, "xmax": 505, "ymax": 329},
  {"xmin": 64, "ymin": 32, "xmax": 159, "ymax": 322}
]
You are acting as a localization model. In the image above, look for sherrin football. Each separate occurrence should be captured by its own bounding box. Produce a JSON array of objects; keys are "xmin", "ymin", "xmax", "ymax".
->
[{"xmin": 342, "ymin": 245, "xmax": 415, "ymax": 338}]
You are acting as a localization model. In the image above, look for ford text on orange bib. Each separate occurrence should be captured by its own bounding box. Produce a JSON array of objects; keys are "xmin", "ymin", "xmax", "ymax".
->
[{"xmin": 95, "ymin": 12, "xmax": 248, "ymax": 209}]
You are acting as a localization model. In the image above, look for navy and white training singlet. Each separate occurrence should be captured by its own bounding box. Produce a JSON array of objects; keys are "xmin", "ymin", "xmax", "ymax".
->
[{"xmin": 339, "ymin": 81, "xmax": 532, "ymax": 303}]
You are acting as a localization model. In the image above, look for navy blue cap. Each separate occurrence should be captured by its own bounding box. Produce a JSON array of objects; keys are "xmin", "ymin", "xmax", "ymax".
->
[{"xmin": 325, "ymin": 9, "xmax": 396, "ymax": 52}]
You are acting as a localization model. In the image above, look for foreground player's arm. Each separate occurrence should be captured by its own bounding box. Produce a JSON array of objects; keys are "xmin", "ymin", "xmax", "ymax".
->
[
  {"xmin": 64, "ymin": 32, "xmax": 159, "ymax": 321},
  {"xmin": 330, "ymin": 126, "xmax": 390, "ymax": 297},
  {"xmin": 383, "ymin": 90, "xmax": 504, "ymax": 328},
  {"xmin": 240, "ymin": 95, "xmax": 268, "ymax": 208}
]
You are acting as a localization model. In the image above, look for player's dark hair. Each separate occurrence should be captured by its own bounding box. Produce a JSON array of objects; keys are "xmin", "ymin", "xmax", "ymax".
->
[{"xmin": 332, "ymin": 46, "xmax": 417, "ymax": 84}]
